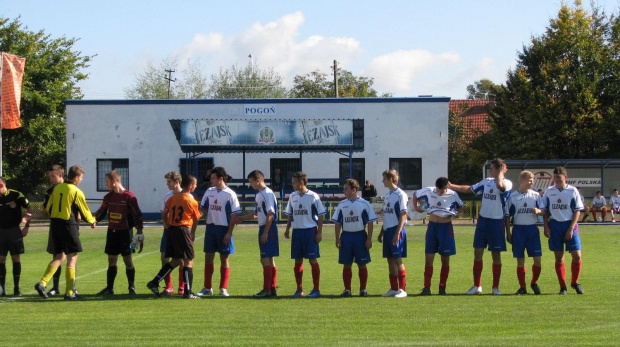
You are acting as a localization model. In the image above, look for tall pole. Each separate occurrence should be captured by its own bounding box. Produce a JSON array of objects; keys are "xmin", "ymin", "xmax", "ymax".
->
[
  {"xmin": 333, "ymin": 60, "xmax": 339, "ymax": 98},
  {"xmin": 164, "ymin": 69, "xmax": 176, "ymax": 99},
  {"xmin": 248, "ymin": 54, "xmax": 253, "ymax": 99}
]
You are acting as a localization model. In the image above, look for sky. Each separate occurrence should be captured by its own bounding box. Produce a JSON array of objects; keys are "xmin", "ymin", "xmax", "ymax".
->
[{"xmin": 3, "ymin": 0, "xmax": 620, "ymax": 100}]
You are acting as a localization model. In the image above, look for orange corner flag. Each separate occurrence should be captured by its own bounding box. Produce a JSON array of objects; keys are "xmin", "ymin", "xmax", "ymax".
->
[{"xmin": 1, "ymin": 52, "xmax": 26, "ymax": 129}]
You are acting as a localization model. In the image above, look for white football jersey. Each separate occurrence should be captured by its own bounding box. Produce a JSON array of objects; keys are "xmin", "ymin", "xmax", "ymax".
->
[
  {"xmin": 541, "ymin": 185, "xmax": 584, "ymax": 222},
  {"xmin": 610, "ymin": 194, "xmax": 620, "ymax": 208},
  {"xmin": 415, "ymin": 187, "xmax": 463, "ymax": 217},
  {"xmin": 471, "ymin": 177, "xmax": 513, "ymax": 219},
  {"xmin": 200, "ymin": 186, "xmax": 241, "ymax": 226},
  {"xmin": 161, "ymin": 190, "xmax": 174, "ymax": 212},
  {"xmin": 285, "ymin": 190, "xmax": 326, "ymax": 229},
  {"xmin": 255, "ymin": 187, "xmax": 278, "ymax": 226},
  {"xmin": 505, "ymin": 189, "xmax": 540, "ymax": 225},
  {"xmin": 382, "ymin": 188, "xmax": 408, "ymax": 229},
  {"xmin": 592, "ymin": 196, "xmax": 606, "ymax": 208},
  {"xmin": 331, "ymin": 197, "xmax": 378, "ymax": 232}
]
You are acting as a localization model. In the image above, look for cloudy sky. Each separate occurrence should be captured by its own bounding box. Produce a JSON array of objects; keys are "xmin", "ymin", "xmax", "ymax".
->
[{"xmin": 3, "ymin": 0, "xmax": 618, "ymax": 99}]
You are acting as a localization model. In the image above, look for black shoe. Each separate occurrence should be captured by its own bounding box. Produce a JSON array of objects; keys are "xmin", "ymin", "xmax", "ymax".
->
[
  {"xmin": 97, "ymin": 287, "xmax": 114, "ymax": 295},
  {"xmin": 183, "ymin": 292, "xmax": 200, "ymax": 299},
  {"xmin": 530, "ymin": 283, "xmax": 541, "ymax": 295},
  {"xmin": 559, "ymin": 287, "xmax": 567, "ymax": 295},
  {"xmin": 0, "ymin": 286, "xmax": 5, "ymax": 297},
  {"xmin": 128, "ymin": 287, "xmax": 137, "ymax": 295},
  {"xmin": 419, "ymin": 287, "xmax": 431, "ymax": 296},
  {"xmin": 14, "ymin": 288, "xmax": 22, "ymax": 297},
  {"xmin": 147, "ymin": 281, "xmax": 161, "ymax": 297},
  {"xmin": 47, "ymin": 288, "xmax": 60, "ymax": 296},
  {"xmin": 438, "ymin": 288, "xmax": 447, "ymax": 295},
  {"xmin": 515, "ymin": 288, "xmax": 527, "ymax": 295},
  {"xmin": 34, "ymin": 282, "xmax": 48, "ymax": 298},
  {"xmin": 571, "ymin": 283, "xmax": 584, "ymax": 294},
  {"xmin": 64, "ymin": 293, "xmax": 79, "ymax": 300}
]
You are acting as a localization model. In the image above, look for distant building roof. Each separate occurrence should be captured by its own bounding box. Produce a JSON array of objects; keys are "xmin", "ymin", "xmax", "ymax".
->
[{"xmin": 449, "ymin": 99, "xmax": 493, "ymax": 140}]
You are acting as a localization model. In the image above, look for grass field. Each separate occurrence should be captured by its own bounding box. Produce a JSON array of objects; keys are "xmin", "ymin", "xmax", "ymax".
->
[{"xmin": 1, "ymin": 223, "xmax": 619, "ymax": 346}]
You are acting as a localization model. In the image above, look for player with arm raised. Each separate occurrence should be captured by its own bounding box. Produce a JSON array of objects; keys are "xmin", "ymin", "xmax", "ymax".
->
[
  {"xmin": 449, "ymin": 158, "xmax": 512, "ymax": 295},
  {"xmin": 504, "ymin": 171, "xmax": 543, "ymax": 295},
  {"xmin": 284, "ymin": 171, "xmax": 325, "ymax": 298},
  {"xmin": 233, "ymin": 170, "xmax": 280, "ymax": 298},
  {"xmin": 610, "ymin": 189, "xmax": 620, "ymax": 223},
  {"xmin": 332, "ymin": 179, "xmax": 377, "ymax": 297},
  {"xmin": 412, "ymin": 177, "xmax": 463, "ymax": 296},
  {"xmin": 541, "ymin": 167, "xmax": 584, "ymax": 295},
  {"xmin": 377, "ymin": 169, "xmax": 409, "ymax": 298}
]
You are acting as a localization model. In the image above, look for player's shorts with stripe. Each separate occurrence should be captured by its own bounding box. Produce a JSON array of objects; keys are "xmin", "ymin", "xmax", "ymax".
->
[
  {"xmin": 204, "ymin": 224, "xmax": 235, "ymax": 255},
  {"xmin": 165, "ymin": 225, "xmax": 195, "ymax": 259},
  {"xmin": 425, "ymin": 221, "xmax": 456, "ymax": 256},
  {"xmin": 0, "ymin": 226, "xmax": 25, "ymax": 256},
  {"xmin": 511, "ymin": 224, "xmax": 542, "ymax": 258},
  {"xmin": 473, "ymin": 216, "xmax": 506, "ymax": 252},
  {"xmin": 160, "ymin": 228, "xmax": 169, "ymax": 253},
  {"xmin": 339, "ymin": 231, "xmax": 371, "ymax": 265},
  {"xmin": 49, "ymin": 219, "xmax": 82, "ymax": 254},
  {"xmin": 104, "ymin": 228, "xmax": 134, "ymax": 256},
  {"xmin": 548, "ymin": 220, "xmax": 581, "ymax": 252},
  {"xmin": 258, "ymin": 224, "xmax": 279, "ymax": 258},
  {"xmin": 382, "ymin": 225, "xmax": 407, "ymax": 258},
  {"xmin": 291, "ymin": 227, "xmax": 320, "ymax": 259}
]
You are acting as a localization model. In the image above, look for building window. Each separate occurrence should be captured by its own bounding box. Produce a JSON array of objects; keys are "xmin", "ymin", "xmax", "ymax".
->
[
  {"xmin": 97, "ymin": 159, "xmax": 129, "ymax": 191},
  {"xmin": 180, "ymin": 158, "xmax": 214, "ymax": 180},
  {"xmin": 389, "ymin": 158, "xmax": 422, "ymax": 190},
  {"xmin": 339, "ymin": 158, "xmax": 365, "ymax": 185},
  {"xmin": 270, "ymin": 158, "xmax": 301, "ymax": 191}
]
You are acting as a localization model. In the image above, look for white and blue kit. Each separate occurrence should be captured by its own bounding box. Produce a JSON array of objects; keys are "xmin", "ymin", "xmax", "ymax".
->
[
  {"xmin": 415, "ymin": 187, "xmax": 463, "ymax": 256},
  {"xmin": 591, "ymin": 196, "xmax": 606, "ymax": 208},
  {"xmin": 332, "ymin": 197, "xmax": 378, "ymax": 264},
  {"xmin": 285, "ymin": 190, "xmax": 326, "ymax": 259},
  {"xmin": 200, "ymin": 186, "xmax": 241, "ymax": 255},
  {"xmin": 505, "ymin": 189, "xmax": 542, "ymax": 258},
  {"xmin": 541, "ymin": 185, "xmax": 584, "ymax": 252},
  {"xmin": 255, "ymin": 187, "xmax": 279, "ymax": 258},
  {"xmin": 382, "ymin": 188, "xmax": 408, "ymax": 258},
  {"xmin": 471, "ymin": 177, "xmax": 512, "ymax": 251}
]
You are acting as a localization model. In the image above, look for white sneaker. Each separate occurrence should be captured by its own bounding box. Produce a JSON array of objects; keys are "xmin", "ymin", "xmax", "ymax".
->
[
  {"xmin": 381, "ymin": 289, "xmax": 399, "ymax": 297},
  {"xmin": 465, "ymin": 286, "xmax": 482, "ymax": 295},
  {"xmin": 196, "ymin": 288, "xmax": 213, "ymax": 296},
  {"xmin": 394, "ymin": 289, "xmax": 408, "ymax": 298},
  {"xmin": 492, "ymin": 287, "xmax": 502, "ymax": 295},
  {"xmin": 613, "ymin": 219, "xmax": 616, "ymax": 223},
  {"xmin": 219, "ymin": 288, "xmax": 230, "ymax": 297}
]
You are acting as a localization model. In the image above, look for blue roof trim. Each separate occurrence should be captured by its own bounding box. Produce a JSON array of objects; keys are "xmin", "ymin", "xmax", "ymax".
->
[{"xmin": 65, "ymin": 97, "xmax": 450, "ymax": 106}]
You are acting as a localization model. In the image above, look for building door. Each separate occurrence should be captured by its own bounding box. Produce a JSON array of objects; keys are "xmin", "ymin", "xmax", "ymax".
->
[{"xmin": 270, "ymin": 158, "xmax": 301, "ymax": 192}]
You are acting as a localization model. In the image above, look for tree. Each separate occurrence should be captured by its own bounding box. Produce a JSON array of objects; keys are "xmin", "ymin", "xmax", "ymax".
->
[
  {"xmin": 484, "ymin": 1, "xmax": 619, "ymax": 160},
  {"xmin": 207, "ymin": 62, "xmax": 288, "ymax": 99},
  {"xmin": 0, "ymin": 17, "xmax": 93, "ymax": 197},
  {"xmin": 291, "ymin": 68, "xmax": 390, "ymax": 98},
  {"xmin": 124, "ymin": 58, "xmax": 209, "ymax": 99},
  {"xmin": 466, "ymin": 79, "xmax": 500, "ymax": 100}
]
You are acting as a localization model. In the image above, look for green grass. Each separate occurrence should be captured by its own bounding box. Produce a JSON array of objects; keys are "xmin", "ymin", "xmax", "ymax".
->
[{"xmin": 2, "ymin": 223, "xmax": 619, "ymax": 346}]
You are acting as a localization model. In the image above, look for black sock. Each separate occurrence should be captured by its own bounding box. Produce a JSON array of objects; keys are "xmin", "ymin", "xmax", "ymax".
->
[
  {"xmin": 12, "ymin": 262, "xmax": 21, "ymax": 290},
  {"xmin": 107, "ymin": 265, "xmax": 118, "ymax": 290},
  {"xmin": 0, "ymin": 263, "xmax": 6, "ymax": 292},
  {"xmin": 154, "ymin": 263, "xmax": 173, "ymax": 283},
  {"xmin": 53, "ymin": 265, "xmax": 62, "ymax": 290},
  {"xmin": 183, "ymin": 267, "xmax": 193, "ymax": 293},
  {"xmin": 126, "ymin": 267, "xmax": 136, "ymax": 288}
]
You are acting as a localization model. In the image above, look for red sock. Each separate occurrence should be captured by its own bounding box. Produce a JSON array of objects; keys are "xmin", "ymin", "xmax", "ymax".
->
[
  {"xmin": 492, "ymin": 263, "xmax": 502, "ymax": 289},
  {"xmin": 294, "ymin": 263, "xmax": 303, "ymax": 290},
  {"xmin": 263, "ymin": 266, "xmax": 273, "ymax": 292},
  {"xmin": 473, "ymin": 260, "xmax": 483, "ymax": 287},
  {"xmin": 359, "ymin": 268, "xmax": 368, "ymax": 291},
  {"xmin": 164, "ymin": 272, "xmax": 173, "ymax": 290},
  {"xmin": 389, "ymin": 274, "xmax": 398, "ymax": 291},
  {"xmin": 531, "ymin": 264, "xmax": 541, "ymax": 284},
  {"xmin": 397, "ymin": 269, "xmax": 406, "ymax": 291},
  {"xmin": 423, "ymin": 266, "xmax": 433, "ymax": 289},
  {"xmin": 602, "ymin": 210, "xmax": 607, "ymax": 221},
  {"xmin": 178, "ymin": 267, "xmax": 185, "ymax": 291},
  {"xmin": 271, "ymin": 266, "xmax": 278, "ymax": 291},
  {"xmin": 343, "ymin": 268, "xmax": 352, "ymax": 291},
  {"xmin": 219, "ymin": 267, "xmax": 230, "ymax": 289},
  {"xmin": 311, "ymin": 263, "xmax": 320, "ymax": 291},
  {"xmin": 439, "ymin": 266, "xmax": 450, "ymax": 289},
  {"xmin": 204, "ymin": 263, "xmax": 214, "ymax": 289},
  {"xmin": 571, "ymin": 261, "xmax": 581, "ymax": 285},
  {"xmin": 517, "ymin": 266, "xmax": 526, "ymax": 289},
  {"xmin": 555, "ymin": 262, "xmax": 566, "ymax": 288},
  {"xmin": 592, "ymin": 211, "xmax": 597, "ymax": 220}
]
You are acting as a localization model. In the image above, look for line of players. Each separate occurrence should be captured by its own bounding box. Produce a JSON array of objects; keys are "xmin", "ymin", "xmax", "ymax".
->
[
  {"xmin": 579, "ymin": 189, "xmax": 620, "ymax": 223},
  {"xmin": 0, "ymin": 159, "xmax": 586, "ymax": 299}
]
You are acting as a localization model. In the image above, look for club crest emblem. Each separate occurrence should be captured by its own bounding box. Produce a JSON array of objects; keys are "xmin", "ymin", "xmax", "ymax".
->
[
  {"xmin": 490, "ymin": 189, "xmax": 494, "ymax": 194},
  {"xmin": 437, "ymin": 202, "xmax": 442, "ymax": 207},
  {"xmin": 524, "ymin": 202, "xmax": 527, "ymax": 207},
  {"xmin": 299, "ymin": 204, "xmax": 303, "ymax": 209},
  {"xmin": 349, "ymin": 210, "xmax": 354, "ymax": 216},
  {"xmin": 214, "ymin": 199, "xmax": 218, "ymax": 205},
  {"xmin": 557, "ymin": 199, "xmax": 562, "ymax": 203}
]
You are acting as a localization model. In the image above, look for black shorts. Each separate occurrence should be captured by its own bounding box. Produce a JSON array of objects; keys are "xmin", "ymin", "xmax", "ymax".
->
[
  {"xmin": 105, "ymin": 228, "xmax": 134, "ymax": 256},
  {"xmin": 50, "ymin": 219, "xmax": 82, "ymax": 254},
  {"xmin": 46, "ymin": 226, "xmax": 56, "ymax": 255},
  {"xmin": 164, "ymin": 226, "xmax": 194, "ymax": 260},
  {"xmin": 0, "ymin": 226, "xmax": 25, "ymax": 256}
]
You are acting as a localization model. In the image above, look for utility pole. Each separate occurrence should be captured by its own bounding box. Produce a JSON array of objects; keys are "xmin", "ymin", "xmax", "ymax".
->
[
  {"xmin": 164, "ymin": 69, "xmax": 176, "ymax": 99},
  {"xmin": 333, "ymin": 60, "xmax": 339, "ymax": 98}
]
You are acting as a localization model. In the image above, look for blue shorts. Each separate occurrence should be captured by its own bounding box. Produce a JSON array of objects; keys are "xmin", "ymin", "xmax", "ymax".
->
[
  {"xmin": 291, "ymin": 227, "xmax": 320, "ymax": 259},
  {"xmin": 473, "ymin": 216, "xmax": 506, "ymax": 252},
  {"xmin": 511, "ymin": 224, "xmax": 542, "ymax": 258},
  {"xmin": 548, "ymin": 220, "xmax": 581, "ymax": 252},
  {"xmin": 425, "ymin": 222, "xmax": 456, "ymax": 256},
  {"xmin": 160, "ymin": 228, "xmax": 168, "ymax": 253},
  {"xmin": 258, "ymin": 224, "xmax": 279, "ymax": 258},
  {"xmin": 204, "ymin": 224, "xmax": 235, "ymax": 255},
  {"xmin": 339, "ymin": 231, "xmax": 371, "ymax": 265},
  {"xmin": 382, "ymin": 226, "xmax": 407, "ymax": 258}
]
